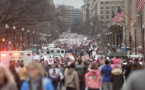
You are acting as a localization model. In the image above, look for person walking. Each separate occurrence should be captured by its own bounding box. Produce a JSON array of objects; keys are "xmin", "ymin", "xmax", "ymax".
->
[
  {"xmin": 9, "ymin": 64, "xmax": 22, "ymax": 90},
  {"xmin": 0, "ymin": 64, "xmax": 18, "ymax": 90},
  {"xmin": 21, "ymin": 62, "xmax": 54, "ymax": 90},
  {"xmin": 101, "ymin": 60, "xmax": 113, "ymax": 90},
  {"xmin": 76, "ymin": 59, "xmax": 86, "ymax": 90},
  {"xmin": 131, "ymin": 58, "xmax": 142, "ymax": 71},
  {"xmin": 18, "ymin": 63, "xmax": 28, "ymax": 82},
  {"xmin": 49, "ymin": 63, "xmax": 63, "ymax": 90},
  {"xmin": 110, "ymin": 64, "xmax": 124, "ymax": 90},
  {"xmin": 64, "ymin": 62, "xmax": 79, "ymax": 90},
  {"xmin": 122, "ymin": 57, "xmax": 133, "ymax": 79},
  {"xmin": 85, "ymin": 63, "xmax": 102, "ymax": 90}
]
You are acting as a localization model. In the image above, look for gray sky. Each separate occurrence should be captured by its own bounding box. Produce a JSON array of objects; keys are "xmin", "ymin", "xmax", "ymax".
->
[{"xmin": 53, "ymin": 0, "xmax": 84, "ymax": 8}]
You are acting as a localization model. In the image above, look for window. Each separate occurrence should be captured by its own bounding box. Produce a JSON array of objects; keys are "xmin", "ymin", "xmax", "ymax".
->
[
  {"xmin": 106, "ymin": 6, "xmax": 109, "ymax": 9},
  {"xmin": 101, "ymin": 11, "xmax": 103, "ymax": 14},
  {"xmin": 106, "ymin": 16, "xmax": 109, "ymax": 19},
  {"xmin": 106, "ymin": 1, "xmax": 109, "ymax": 4},
  {"xmin": 112, "ymin": 6, "xmax": 114, "ymax": 9},
  {"xmin": 101, "ymin": 1, "xmax": 103, "ymax": 4},
  {"xmin": 106, "ymin": 11, "xmax": 109, "ymax": 14},
  {"xmin": 101, "ymin": 16, "xmax": 104, "ymax": 19},
  {"xmin": 106, "ymin": 21, "xmax": 109, "ymax": 23},
  {"xmin": 101, "ymin": 6, "xmax": 103, "ymax": 9}
]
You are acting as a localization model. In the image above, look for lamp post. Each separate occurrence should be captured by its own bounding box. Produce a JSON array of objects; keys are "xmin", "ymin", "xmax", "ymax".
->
[
  {"xmin": 21, "ymin": 28, "xmax": 24, "ymax": 50},
  {"xmin": 5, "ymin": 24, "xmax": 9, "ymax": 50},
  {"xmin": 27, "ymin": 29, "xmax": 30, "ymax": 46},
  {"xmin": 142, "ymin": 24, "xmax": 145, "ymax": 55},
  {"xmin": 12, "ymin": 26, "xmax": 16, "ymax": 50},
  {"xmin": 129, "ymin": 31, "xmax": 132, "ymax": 54},
  {"xmin": 106, "ymin": 33, "xmax": 108, "ymax": 47},
  {"xmin": 135, "ymin": 29, "xmax": 137, "ymax": 55},
  {"xmin": 33, "ymin": 31, "xmax": 35, "ymax": 44}
]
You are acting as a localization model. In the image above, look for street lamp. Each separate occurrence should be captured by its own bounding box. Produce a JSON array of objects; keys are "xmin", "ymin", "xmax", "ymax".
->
[
  {"xmin": 27, "ymin": 29, "xmax": 30, "ymax": 45},
  {"xmin": 5, "ymin": 24, "xmax": 9, "ymax": 50},
  {"xmin": 12, "ymin": 26, "xmax": 16, "ymax": 50},
  {"xmin": 33, "ymin": 31, "xmax": 35, "ymax": 44},
  {"xmin": 21, "ymin": 28, "xmax": 24, "ymax": 50},
  {"xmin": 142, "ymin": 24, "xmax": 145, "ymax": 55}
]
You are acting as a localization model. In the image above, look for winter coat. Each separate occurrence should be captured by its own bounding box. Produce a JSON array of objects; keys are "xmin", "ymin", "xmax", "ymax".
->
[
  {"xmin": 0, "ymin": 83, "xmax": 18, "ymax": 90},
  {"xmin": 122, "ymin": 69, "xmax": 145, "ymax": 90},
  {"xmin": 21, "ymin": 77, "xmax": 54, "ymax": 90},
  {"xmin": 122, "ymin": 61, "xmax": 133, "ymax": 79},
  {"xmin": 75, "ymin": 64, "xmax": 85, "ymax": 82},
  {"xmin": 85, "ymin": 69, "xmax": 102, "ymax": 89},
  {"xmin": 110, "ymin": 68, "xmax": 124, "ymax": 90},
  {"xmin": 18, "ymin": 67, "xmax": 28, "ymax": 80},
  {"xmin": 101, "ymin": 65, "xmax": 113, "ymax": 82},
  {"xmin": 64, "ymin": 68, "xmax": 79, "ymax": 90}
]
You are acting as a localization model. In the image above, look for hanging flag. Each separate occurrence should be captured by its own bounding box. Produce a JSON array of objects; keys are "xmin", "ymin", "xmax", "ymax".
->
[
  {"xmin": 137, "ymin": 0, "xmax": 145, "ymax": 11},
  {"xmin": 112, "ymin": 7, "xmax": 124, "ymax": 23}
]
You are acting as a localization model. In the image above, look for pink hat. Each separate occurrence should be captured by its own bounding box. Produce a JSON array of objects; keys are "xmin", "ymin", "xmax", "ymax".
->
[{"xmin": 114, "ymin": 58, "xmax": 119, "ymax": 64}]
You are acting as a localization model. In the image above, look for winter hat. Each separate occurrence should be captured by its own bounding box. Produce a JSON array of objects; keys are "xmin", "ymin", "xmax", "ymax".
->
[{"xmin": 114, "ymin": 58, "xmax": 119, "ymax": 64}]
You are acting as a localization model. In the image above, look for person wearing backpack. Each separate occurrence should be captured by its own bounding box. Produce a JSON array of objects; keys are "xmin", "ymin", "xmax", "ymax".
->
[
  {"xmin": 49, "ymin": 63, "xmax": 63, "ymax": 90},
  {"xmin": 101, "ymin": 60, "xmax": 113, "ymax": 90},
  {"xmin": 75, "ymin": 59, "xmax": 86, "ymax": 90},
  {"xmin": 85, "ymin": 63, "xmax": 102, "ymax": 90}
]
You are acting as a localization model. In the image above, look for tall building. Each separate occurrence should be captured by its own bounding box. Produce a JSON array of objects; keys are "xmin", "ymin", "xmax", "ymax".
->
[
  {"xmin": 123, "ymin": 0, "xmax": 145, "ymax": 53},
  {"xmin": 65, "ymin": 6, "xmax": 83, "ymax": 30},
  {"xmin": 82, "ymin": 0, "xmax": 124, "ymax": 23}
]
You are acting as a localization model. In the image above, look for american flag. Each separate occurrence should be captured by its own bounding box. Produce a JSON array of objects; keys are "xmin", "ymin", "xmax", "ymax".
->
[
  {"xmin": 112, "ymin": 7, "xmax": 124, "ymax": 23},
  {"xmin": 137, "ymin": 0, "xmax": 145, "ymax": 11}
]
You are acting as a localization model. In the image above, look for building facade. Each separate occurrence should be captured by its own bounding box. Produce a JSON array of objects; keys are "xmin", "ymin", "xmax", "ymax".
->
[
  {"xmin": 124, "ymin": 0, "xmax": 145, "ymax": 54},
  {"xmin": 65, "ymin": 6, "xmax": 83, "ymax": 30},
  {"xmin": 82, "ymin": 0, "xmax": 124, "ymax": 23}
]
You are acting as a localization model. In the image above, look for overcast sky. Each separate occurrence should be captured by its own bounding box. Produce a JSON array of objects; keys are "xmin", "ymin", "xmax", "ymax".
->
[{"xmin": 53, "ymin": 0, "xmax": 84, "ymax": 8}]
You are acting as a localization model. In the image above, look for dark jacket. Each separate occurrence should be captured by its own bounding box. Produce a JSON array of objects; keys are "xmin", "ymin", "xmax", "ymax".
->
[
  {"xmin": 122, "ymin": 61, "xmax": 133, "ymax": 79},
  {"xmin": 110, "ymin": 68, "xmax": 124, "ymax": 90},
  {"xmin": 75, "ymin": 65, "xmax": 85, "ymax": 82}
]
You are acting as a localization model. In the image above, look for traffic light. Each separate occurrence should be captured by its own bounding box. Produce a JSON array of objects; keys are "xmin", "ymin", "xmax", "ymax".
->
[{"xmin": 2, "ymin": 38, "xmax": 5, "ymax": 42}]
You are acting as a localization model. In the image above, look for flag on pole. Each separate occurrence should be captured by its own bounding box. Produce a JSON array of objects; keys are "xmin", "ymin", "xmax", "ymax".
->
[
  {"xmin": 112, "ymin": 7, "xmax": 124, "ymax": 23},
  {"xmin": 137, "ymin": 0, "xmax": 145, "ymax": 11}
]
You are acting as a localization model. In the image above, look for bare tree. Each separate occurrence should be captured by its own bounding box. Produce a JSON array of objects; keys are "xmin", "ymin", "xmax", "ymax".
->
[{"xmin": 0, "ymin": 0, "xmax": 55, "ymax": 26}]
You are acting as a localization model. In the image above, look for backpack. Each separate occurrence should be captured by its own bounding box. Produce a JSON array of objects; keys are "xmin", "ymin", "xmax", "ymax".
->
[
  {"xmin": 85, "ymin": 71, "xmax": 102, "ymax": 89},
  {"xmin": 49, "ymin": 68, "xmax": 60, "ymax": 82},
  {"xmin": 76, "ymin": 66, "xmax": 85, "ymax": 81}
]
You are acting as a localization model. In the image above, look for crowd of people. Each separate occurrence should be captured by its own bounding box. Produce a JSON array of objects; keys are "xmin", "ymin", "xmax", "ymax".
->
[
  {"xmin": 1, "ymin": 53, "xmax": 145, "ymax": 90},
  {"xmin": 0, "ymin": 34, "xmax": 144, "ymax": 90}
]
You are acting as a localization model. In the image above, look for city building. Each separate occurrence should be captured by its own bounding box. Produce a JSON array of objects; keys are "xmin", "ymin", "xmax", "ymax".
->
[
  {"xmin": 123, "ymin": 0, "xmax": 145, "ymax": 54},
  {"xmin": 82, "ymin": 0, "xmax": 124, "ymax": 23},
  {"xmin": 65, "ymin": 6, "xmax": 83, "ymax": 30}
]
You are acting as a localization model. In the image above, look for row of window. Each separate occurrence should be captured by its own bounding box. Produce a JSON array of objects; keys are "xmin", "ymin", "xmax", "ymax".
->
[
  {"xmin": 101, "ymin": 6, "xmax": 124, "ymax": 9},
  {"xmin": 101, "ymin": 11, "xmax": 110, "ymax": 14},
  {"xmin": 101, "ymin": 1, "xmax": 124, "ymax": 4},
  {"xmin": 101, "ymin": 16, "xmax": 110, "ymax": 19}
]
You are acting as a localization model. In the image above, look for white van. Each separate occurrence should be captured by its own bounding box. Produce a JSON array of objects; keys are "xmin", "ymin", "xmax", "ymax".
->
[
  {"xmin": 46, "ymin": 48, "xmax": 65, "ymax": 57},
  {"xmin": 0, "ymin": 51, "xmax": 32, "ymax": 67}
]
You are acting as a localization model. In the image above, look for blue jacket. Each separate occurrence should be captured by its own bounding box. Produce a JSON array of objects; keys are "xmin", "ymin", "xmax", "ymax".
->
[
  {"xmin": 101, "ymin": 65, "xmax": 112, "ymax": 82},
  {"xmin": 21, "ymin": 78, "xmax": 54, "ymax": 90}
]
